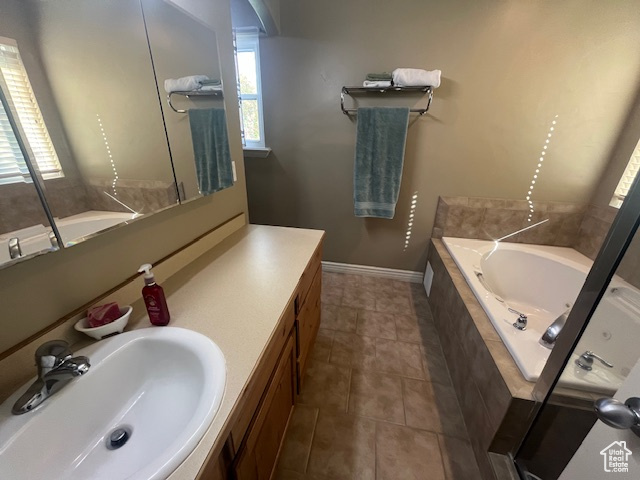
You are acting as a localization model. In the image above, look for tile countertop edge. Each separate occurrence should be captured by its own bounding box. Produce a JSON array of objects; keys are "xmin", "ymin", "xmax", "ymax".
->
[{"xmin": 158, "ymin": 224, "xmax": 325, "ymax": 479}]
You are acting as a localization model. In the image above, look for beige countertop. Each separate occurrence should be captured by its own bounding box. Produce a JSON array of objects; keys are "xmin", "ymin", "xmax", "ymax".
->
[{"xmin": 126, "ymin": 224, "xmax": 324, "ymax": 479}]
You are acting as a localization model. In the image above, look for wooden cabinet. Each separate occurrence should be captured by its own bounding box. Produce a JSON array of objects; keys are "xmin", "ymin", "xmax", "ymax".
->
[
  {"xmin": 197, "ymin": 240, "xmax": 323, "ymax": 480},
  {"xmin": 296, "ymin": 267, "xmax": 321, "ymax": 392},
  {"xmin": 234, "ymin": 335, "xmax": 295, "ymax": 480}
]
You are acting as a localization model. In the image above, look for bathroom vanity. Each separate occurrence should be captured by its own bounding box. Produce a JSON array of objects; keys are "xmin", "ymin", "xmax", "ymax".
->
[
  {"xmin": 137, "ymin": 223, "xmax": 324, "ymax": 480},
  {"xmin": 0, "ymin": 219, "xmax": 324, "ymax": 480}
]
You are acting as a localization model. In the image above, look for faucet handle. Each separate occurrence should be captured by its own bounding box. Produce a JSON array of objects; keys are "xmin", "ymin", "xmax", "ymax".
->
[{"xmin": 35, "ymin": 340, "xmax": 72, "ymax": 376}]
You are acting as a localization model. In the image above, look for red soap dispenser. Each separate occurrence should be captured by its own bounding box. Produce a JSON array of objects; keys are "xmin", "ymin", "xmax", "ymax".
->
[{"xmin": 138, "ymin": 263, "xmax": 170, "ymax": 326}]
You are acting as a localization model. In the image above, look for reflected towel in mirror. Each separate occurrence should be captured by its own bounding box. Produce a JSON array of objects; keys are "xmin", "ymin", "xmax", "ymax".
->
[{"xmin": 188, "ymin": 108, "xmax": 234, "ymax": 195}]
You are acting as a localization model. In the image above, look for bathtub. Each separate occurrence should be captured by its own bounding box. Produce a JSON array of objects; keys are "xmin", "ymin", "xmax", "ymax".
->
[
  {"xmin": 0, "ymin": 211, "xmax": 139, "ymax": 264},
  {"xmin": 55, "ymin": 211, "xmax": 140, "ymax": 245},
  {"xmin": 442, "ymin": 237, "xmax": 639, "ymax": 394}
]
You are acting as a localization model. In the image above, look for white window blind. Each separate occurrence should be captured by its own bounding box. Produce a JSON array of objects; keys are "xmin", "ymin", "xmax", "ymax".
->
[
  {"xmin": 611, "ymin": 138, "xmax": 640, "ymax": 208},
  {"xmin": 0, "ymin": 39, "xmax": 63, "ymax": 185}
]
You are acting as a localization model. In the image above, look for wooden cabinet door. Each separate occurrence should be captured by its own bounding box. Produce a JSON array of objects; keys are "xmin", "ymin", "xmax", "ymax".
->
[
  {"xmin": 296, "ymin": 268, "xmax": 321, "ymax": 391},
  {"xmin": 234, "ymin": 335, "xmax": 296, "ymax": 480}
]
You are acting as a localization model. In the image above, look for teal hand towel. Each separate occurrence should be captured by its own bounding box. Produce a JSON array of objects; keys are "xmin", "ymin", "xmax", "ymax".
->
[
  {"xmin": 188, "ymin": 108, "xmax": 234, "ymax": 195},
  {"xmin": 354, "ymin": 107, "xmax": 410, "ymax": 219}
]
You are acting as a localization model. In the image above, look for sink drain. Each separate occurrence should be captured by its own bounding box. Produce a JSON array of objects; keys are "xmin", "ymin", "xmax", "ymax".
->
[{"xmin": 106, "ymin": 426, "xmax": 132, "ymax": 450}]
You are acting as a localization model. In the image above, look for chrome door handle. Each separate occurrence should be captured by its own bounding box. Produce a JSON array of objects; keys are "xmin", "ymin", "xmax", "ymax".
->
[{"xmin": 594, "ymin": 397, "xmax": 640, "ymax": 437}]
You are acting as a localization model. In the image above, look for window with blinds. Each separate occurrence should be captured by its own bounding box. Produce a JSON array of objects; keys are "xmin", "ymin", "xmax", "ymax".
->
[
  {"xmin": 0, "ymin": 38, "xmax": 63, "ymax": 185},
  {"xmin": 610, "ymin": 138, "xmax": 640, "ymax": 208}
]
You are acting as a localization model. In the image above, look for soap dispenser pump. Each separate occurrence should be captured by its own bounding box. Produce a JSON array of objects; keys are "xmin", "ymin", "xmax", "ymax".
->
[{"xmin": 138, "ymin": 263, "xmax": 170, "ymax": 326}]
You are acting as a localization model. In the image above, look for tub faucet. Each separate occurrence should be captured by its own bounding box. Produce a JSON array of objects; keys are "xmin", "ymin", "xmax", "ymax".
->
[
  {"xmin": 540, "ymin": 307, "xmax": 571, "ymax": 349},
  {"xmin": 509, "ymin": 308, "xmax": 527, "ymax": 331},
  {"xmin": 576, "ymin": 351, "xmax": 613, "ymax": 371},
  {"xmin": 8, "ymin": 237, "xmax": 22, "ymax": 259},
  {"xmin": 48, "ymin": 231, "xmax": 59, "ymax": 249},
  {"xmin": 12, "ymin": 340, "xmax": 90, "ymax": 415}
]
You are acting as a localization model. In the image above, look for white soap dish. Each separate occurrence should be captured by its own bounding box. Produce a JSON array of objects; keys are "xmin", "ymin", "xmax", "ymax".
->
[{"xmin": 74, "ymin": 305, "xmax": 132, "ymax": 340}]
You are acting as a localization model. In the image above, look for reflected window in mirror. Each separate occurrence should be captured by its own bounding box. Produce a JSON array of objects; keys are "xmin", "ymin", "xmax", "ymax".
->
[
  {"xmin": 611, "ymin": 137, "xmax": 640, "ymax": 208},
  {"xmin": 234, "ymin": 28, "xmax": 265, "ymax": 149},
  {"xmin": 0, "ymin": 38, "xmax": 62, "ymax": 185}
]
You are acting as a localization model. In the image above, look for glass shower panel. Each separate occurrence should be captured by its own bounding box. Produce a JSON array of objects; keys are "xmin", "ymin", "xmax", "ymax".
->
[{"xmin": 515, "ymin": 224, "xmax": 640, "ymax": 479}]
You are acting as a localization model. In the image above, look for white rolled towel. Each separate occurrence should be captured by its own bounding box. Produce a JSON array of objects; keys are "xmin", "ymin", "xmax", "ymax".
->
[
  {"xmin": 362, "ymin": 80, "xmax": 392, "ymax": 88},
  {"xmin": 392, "ymin": 68, "xmax": 441, "ymax": 88},
  {"xmin": 164, "ymin": 75, "xmax": 210, "ymax": 94}
]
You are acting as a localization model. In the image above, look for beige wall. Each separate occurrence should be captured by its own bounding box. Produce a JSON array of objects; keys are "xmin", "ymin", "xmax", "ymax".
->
[
  {"xmin": 245, "ymin": 0, "xmax": 640, "ymax": 271},
  {"xmin": 0, "ymin": 0, "xmax": 248, "ymax": 354}
]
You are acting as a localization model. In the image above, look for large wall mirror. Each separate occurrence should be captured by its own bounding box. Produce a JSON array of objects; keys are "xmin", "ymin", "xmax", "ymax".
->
[
  {"xmin": 143, "ymin": 0, "xmax": 232, "ymax": 203},
  {"xmin": 0, "ymin": 0, "xmax": 232, "ymax": 269}
]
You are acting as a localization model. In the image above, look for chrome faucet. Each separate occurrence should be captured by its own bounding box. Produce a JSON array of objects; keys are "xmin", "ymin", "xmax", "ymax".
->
[
  {"xmin": 8, "ymin": 237, "xmax": 22, "ymax": 259},
  {"xmin": 48, "ymin": 231, "xmax": 60, "ymax": 249},
  {"xmin": 576, "ymin": 351, "xmax": 613, "ymax": 371},
  {"xmin": 509, "ymin": 308, "xmax": 527, "ymax": 331},
  {"xmin": 540, "ymin": 306, "xmax": 571, "ymax": 349},
  {"xmin": 12, "ymin": 340, "xmax": 90, "ymax": 415}
]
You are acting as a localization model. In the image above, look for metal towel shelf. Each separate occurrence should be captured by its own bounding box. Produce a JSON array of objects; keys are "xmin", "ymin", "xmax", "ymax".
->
[
  {"xmin": 167, "ymin": 89, "xmax": 223, "ymax": 114},
  {"xmin": 340, "ymin": 85, "xmax": 433, "ymax": 116}
]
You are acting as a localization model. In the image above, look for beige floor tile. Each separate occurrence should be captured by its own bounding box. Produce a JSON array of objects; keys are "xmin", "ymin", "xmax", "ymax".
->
[
  {"xmin": 356, "ymin": 311, "xmax": 396, "ymax": 340},
  {"xmin": 273, "ymin": 469, "xmax": 305, "ymax": 480},
  {"xmin": 306, "ymin": 411, "xmax": 376, "ymax": 480},
  {"xmin": 278, "ymin": 405, "xmax": 319, "ymax": 472},
  {"xmin": 376, "ymin": 423, "xmax": 445, "ymax": 480},
  {"xmin": 298, "ymin": 361, "xmax": 351, "ymax": 413},
  {"xmin": 420, "ymin": 344, "xmax": 453, "ymax": 386},
  {"xmin": 375, "ymin": 291, "xmax": 413, "ymax": 315},
  {"xmin": 438, "ymin": 434, "xmax": 483, "ymax": 480},
  {"xmin": 403, "ymin": 378, "xmax": 468, "ymax": 438},
  {"xmin": 395, "ymin": 314, "xmax": 441, "ymax": 347},
  {"xmin": 310, "ymin": 329, "xmax": 334, "ymax": 362},
  {"xmin": 321, "ymin": 290, "xmax": 342, "ymax": 306},
  {"xmin": 273, "ymin": 471, "xmax": 333, "ymax": 480},
  {"xmin": 375, "ymin": 338, "xmax": 425, "ymax": 380},
  {"xmin": 330, "ymin": 331, "xmax": 376, "ymax": 369},
  {"xmin": 348, "ymin": 370, "xmax": 405, "ymax": 424},
  {"xmin": 321, "ymin": 304, "xmax": 357, "ymax": 332},
  {"xmin": 342, "ymin": 286, "xmax": 377, "ymax": 310}
]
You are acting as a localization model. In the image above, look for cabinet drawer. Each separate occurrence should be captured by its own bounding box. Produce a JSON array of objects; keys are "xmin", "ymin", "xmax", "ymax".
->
[
  {"xmin": 231, "ymin": 299, "xmax": 295, "ymax": 450},
  {"xmin": 295, "ymin": 244, "xmax": 322, "ymax": 314},
  {"xmin": 234, "ymin": 335, "xmax": 296, "ymax": 480}
]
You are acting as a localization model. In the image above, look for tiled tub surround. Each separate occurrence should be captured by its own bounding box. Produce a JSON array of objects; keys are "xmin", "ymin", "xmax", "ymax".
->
[
  {"xmin": 274, "ymin": 271, "xmax": 482, "ymax": 480},
  {"xmin": 432, "ymin": 196, "xmax": 618, "ymax": 261},
  {"xmin": 428, "ymin": 239, "xmax": 537, "ymax": 480}
]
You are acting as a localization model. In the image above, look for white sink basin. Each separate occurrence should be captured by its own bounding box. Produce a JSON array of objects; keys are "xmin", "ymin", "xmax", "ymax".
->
[{"xmin": 0, "ymin": 327, "xmax": 226, "ymax": 480}]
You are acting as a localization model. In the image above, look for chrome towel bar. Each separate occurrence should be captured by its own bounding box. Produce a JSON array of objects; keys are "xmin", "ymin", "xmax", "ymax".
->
[
  {"xmin": 340, "ymin": 85, "xmax": 433, "ymax": 116},
  {"xmin": 167, "ymin": 89, "xmax": 223, "ymax": 113}
]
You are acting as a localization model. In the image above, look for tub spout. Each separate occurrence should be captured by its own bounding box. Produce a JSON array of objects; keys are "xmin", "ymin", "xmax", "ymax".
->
[{"xmin": 540, "ymin": 307, "xmax": 571, "ymax": 349}]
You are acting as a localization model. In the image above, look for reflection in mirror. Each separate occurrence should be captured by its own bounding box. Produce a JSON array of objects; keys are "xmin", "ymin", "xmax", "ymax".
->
[
  {"xmin": 0, "ymin": 0, "xmax": 178, "ymax": 253},
  {"xmin": 142, "ymin": 0, "xmax": 234, "ymax": 202}
]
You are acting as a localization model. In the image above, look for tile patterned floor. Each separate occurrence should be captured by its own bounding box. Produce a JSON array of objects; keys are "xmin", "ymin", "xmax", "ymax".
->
[{"xmin": 274, "ymin": 271, "xmax": 482, "ymax": 480}]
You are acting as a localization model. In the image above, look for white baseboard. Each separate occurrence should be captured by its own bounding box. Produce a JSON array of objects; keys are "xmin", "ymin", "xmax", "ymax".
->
[{"xmin": 321, "ymin": 261, "xmax": 423, "ymax": 283}]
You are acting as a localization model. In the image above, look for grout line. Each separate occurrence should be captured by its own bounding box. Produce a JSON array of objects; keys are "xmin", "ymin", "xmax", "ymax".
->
[
  {"xmin": 373, "ymin": 420, "xmax": 378, "ymax": 480},
  {"xmin": 344, "ymin": 367, "xmax": 353, "ymax": 414},
  {"xmin": 435, "ymin": 433, "xmax": 450, "ymax": 479},
  {"xmin": 303, "ymin": 407, "xmax": 320, "ymax": 474},
  {"xmin": 401, "ymin": 377, "xmax": 407, "ymax": 426}
]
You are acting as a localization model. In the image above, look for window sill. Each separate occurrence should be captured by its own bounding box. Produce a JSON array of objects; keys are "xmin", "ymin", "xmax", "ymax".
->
[{"xmin": 243, "ymin": 147, "xmax": 272, "ymax": 158}]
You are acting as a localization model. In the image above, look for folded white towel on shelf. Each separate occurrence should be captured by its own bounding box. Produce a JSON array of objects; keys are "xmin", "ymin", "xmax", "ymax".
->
[
  {"xmin": 392, "ymin": 68, "xmax": 441, "ymax": 88},
  {"xmin": 362, "ymin": 80, "xmax": 392, "ymax": 88},
  {"xmin": 199, "ymin": 84, "xmax": 223, "ymax": 92},
  {"xmin": 164, "ymin": 75, "xmax": 210, "ymax": 94}
]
